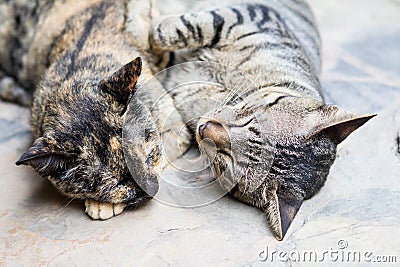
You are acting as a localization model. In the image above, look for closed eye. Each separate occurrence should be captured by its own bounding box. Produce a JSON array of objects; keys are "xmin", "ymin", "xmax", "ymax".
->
[
  {"xmin": 227, "ymin": 117, "xmax": 254, "ymax": 128},
  {"xmin": 34, "ymin": 154, "xmax": 75, "ymax": 177},
  {"xmin": 17, "ymin": 152, "xmax": 78, "ymax": 177}
]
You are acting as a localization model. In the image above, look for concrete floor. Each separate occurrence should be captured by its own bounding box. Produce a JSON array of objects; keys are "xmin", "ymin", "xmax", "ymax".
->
[{"xmin": 1, "ymin": 0, "xmax": 400, "ymax": 266}]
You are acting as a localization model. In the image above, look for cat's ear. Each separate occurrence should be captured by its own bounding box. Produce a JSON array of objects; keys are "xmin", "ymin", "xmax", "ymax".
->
[
  {"xmin": 264, "ymin": 189, "xmax": 303, "ymax": 240},
  {"xmin": 99, "ymin": 57, "xmax": 142, "ymax": 105},
  {"xmin": 311, "ymin": 114, "xmax": 376, "ymax": 144},
  {"xmin": 16, "ymin": 137, "xmax": 75, "ymax": 176},
  {"xmin": 16, "ymin": 137, "xmax": 52, "ymax": 165}
]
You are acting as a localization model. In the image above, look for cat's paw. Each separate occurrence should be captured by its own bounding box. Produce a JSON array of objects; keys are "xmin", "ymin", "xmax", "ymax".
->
[{"xmin": 84, "ymin": 199, "xmax": 126, "ymax": 220}]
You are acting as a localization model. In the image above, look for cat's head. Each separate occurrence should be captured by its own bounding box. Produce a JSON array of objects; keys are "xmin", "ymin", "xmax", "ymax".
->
[
  {"xmin": 16, "ymin": 57, "xmax": 160, "ymax": 204},
  {"xmin": 196, "ymin": 90, "xmax": 375, "ymax": 240}
]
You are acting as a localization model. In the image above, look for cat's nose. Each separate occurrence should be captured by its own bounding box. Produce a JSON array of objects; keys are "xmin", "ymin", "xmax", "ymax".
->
[
  {"xmin": 197, "ymin": 120, "xmax": 230, "ymax": 147},
  {"xmin": 198, "ymin": 121, "xmax": 221, "ymax": 140}
]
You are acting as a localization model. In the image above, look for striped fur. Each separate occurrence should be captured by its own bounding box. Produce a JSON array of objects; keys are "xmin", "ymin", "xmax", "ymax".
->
[{"xmin": 151, "ymin": 0, "xmax": 374, "ymax": 239}]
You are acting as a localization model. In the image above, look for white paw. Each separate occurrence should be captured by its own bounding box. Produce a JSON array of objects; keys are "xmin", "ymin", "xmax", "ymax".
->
[{"xmin": 85, "ymin": 199, "xmax": 126, "ymax": 220}]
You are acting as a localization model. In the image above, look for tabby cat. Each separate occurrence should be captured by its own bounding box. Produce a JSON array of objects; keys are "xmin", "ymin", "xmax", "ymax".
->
[
  {"xmin": 150, "ymin": 0, "xmax": 375, "ymax": 240},
  {"xmin": 0, "ymin": 0, "xmax": 190, "ymax": 219}
]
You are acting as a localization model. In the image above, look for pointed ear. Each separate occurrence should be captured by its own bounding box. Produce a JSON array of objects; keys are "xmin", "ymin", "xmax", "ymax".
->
[
  {"xmin": 264, "ymin": 189, "xmax": 303, "ymax": 240},
  {"xmin": 277, "ymin": 194, "xmax": 303, "ymax": 240},
  {"xmin": 16, "ymin": 137, "xmax": 52, "ymax": 166},
  {"xmin": 99, "ymin": 57, "xmax": 142, "ymax": 105},
  {"xmin": 16, "ymin": 137, "xmax": 76, "ymax": 176},
  {"xmin": 313, "ymin": 114, "xmax": 376, "ymax": 144}
]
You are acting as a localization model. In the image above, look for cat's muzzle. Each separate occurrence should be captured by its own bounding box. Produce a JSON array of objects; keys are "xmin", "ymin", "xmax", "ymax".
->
[{"xmin": 197, "ymin": 120, "xmax": 230, "ymax": 149}]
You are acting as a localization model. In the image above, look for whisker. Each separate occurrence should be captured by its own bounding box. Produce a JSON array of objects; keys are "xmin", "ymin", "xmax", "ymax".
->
[
  {"xmin": 233, "ymin": 69, "xmax": 261, "ymax": 102},
  {"xmin": 218, "ymin": 73, "xmax": 249, "ymax": 108},
  {"xmin": 217, "ymin": 76, "xmax": 244, "ymax": 108},
  {"xmin": 64, "ymin": 197, "xmax": 76, "ymax": 207}
]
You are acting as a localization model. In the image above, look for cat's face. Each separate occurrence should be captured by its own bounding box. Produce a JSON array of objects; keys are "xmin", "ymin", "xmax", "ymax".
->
[
  {"xmin": 16, "ymin": 57, "xmax": 159, "ymax": 204},
  {"xmin": 196, "ymin": 91, "xmax": 374, "ymax": 239}
]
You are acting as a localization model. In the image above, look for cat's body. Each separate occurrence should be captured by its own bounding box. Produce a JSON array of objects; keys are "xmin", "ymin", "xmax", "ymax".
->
[
  {"xmin": 1, "ymin": 0, "xmax": 190, "ymax": 219},
  {"xmin": 151, "ymin": 0, "xmax": 374, "ymax": 240},
  {"xmin": 1, "ymin": 0, "xmax": 374, "ymax": 239}
]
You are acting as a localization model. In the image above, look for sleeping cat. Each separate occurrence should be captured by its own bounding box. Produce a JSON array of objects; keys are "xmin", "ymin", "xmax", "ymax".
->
[
  {"xmin": 0, "ymin": 0, "xmax": 190, "ymax": 219},
  {"xmin": 150, "ymin": 0, "xmax": 375, "ymax": 240}
]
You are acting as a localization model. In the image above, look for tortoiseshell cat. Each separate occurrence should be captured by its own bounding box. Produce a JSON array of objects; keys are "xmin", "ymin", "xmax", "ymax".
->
[
  {"xmin": 0, "ymin": 0, "xmax": 190, "ymax": 219},
  {"xmin": 151, "ymin": 0, "xmax": 375, "ymax": 239}
]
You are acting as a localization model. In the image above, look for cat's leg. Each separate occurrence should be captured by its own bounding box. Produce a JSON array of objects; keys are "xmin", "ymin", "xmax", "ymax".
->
[
  {"xmin": 150, "ymin": 6, "xmax": 242, "ymax": 52},
  {"xmin": 0, "ymin": 71, "xmax": 32, "ymax": 106},
  {"xmin": 153, "ymin": 92, "xmax": 193, "ymax": 163},
  {"xmin": 124, "ymin": 0, "xmax": 172, "ymax": 72},
  {"xmin": 136, "ymin": 71, "xmax": 192, "ymax": 164},
  {"xmin": 125, "ymin": 0, "xmax": 157, "ymax": 51}
]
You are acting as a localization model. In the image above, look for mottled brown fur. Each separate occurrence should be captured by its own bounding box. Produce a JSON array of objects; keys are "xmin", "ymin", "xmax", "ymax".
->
[{"xmin": 3, "ymin": 0, "xmax": 190, "ymax": 218}]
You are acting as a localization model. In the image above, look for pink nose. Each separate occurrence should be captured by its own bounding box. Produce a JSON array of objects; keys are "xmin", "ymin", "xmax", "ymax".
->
[
  {"xmin": 198, "ymin": 121, "xmax": 223, "ymax": 140},
  {"xmin": 197, "ymin": 121, "xmax": 230, "ymax": 148}
]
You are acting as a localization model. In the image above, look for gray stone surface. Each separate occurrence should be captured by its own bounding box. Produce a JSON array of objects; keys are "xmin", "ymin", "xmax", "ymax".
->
[{"xmin": 1, "ymin": 0, "xmax": 400, "ymax": 266}]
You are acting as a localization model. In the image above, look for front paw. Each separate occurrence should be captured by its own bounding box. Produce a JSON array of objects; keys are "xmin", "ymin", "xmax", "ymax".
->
[{"xmin": 85, "ymin": 199, "xmax": 126, "ymax": 220}]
